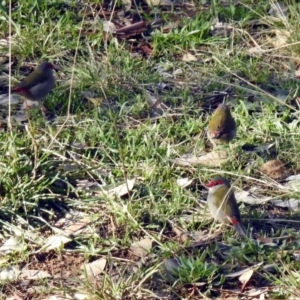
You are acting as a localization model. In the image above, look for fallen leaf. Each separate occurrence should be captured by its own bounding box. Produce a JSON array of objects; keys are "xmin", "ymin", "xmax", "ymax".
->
[
  {"xmin": 182, "ymin": 52, "xmax": 197, "ymax": 62},
  {"xmin": 172, "ymin": 226, "xmax": 189, "ymax": 242},
  {"xmin": 239, "ymin": 268, "xmax": 253, "ymax": 291},
  {"xmin": 37, "ymin": 234, "xmax": 72, "ymax": 252},
  {"xmin": 266, "ymin": 29, "xmax": 289, "ymax": 48},
  {"xmin": 259, "ymin": 159, "xmax": 290, "ymax": 180},
  {"xmin": 172, "ymin": 150, "xmax": 230, "ymax": 167},
  {"xmin": 235, "ymin": 190, "xmax": 272, "ymax": 205},
  {"xmin": 225, "ymin": 262, "xmax": 263, "ymax": 278},
  {"xmin": 21, "ymin": 269, "xmax": 51, "ymax": 279},
  {"xmin": 256, "ymin": 236, "xmax": 275, "ymax": 244},
  {"xmin": 176, "ymin": 178, "xmax": 193, "ymax": 188},
  {"xmin": 63, "ymin": 218, "xmax": 91, "ymax": 235},
  {"xmin": 285, "ymin": 174, "xmax": 300, "ymax": 190},
  {"xmin": 0, "ymin": 236, "xmax": 24, "ymax": 254},
  {"xmin": 271, "ymin": 199, "xmax": 300, "ymax": 211},
  {"xmin": 130, "ymin": 238, "xmax": 152, "ymax": 257},
  {"xmin": 81, "ymin": 258, "xmax": 107, "ymax": 278},
  {"xmin": 246, "ymin": 288, "xmax": 268, "ymax": 297},
  {"xmin": 0, "ymin": 265, "xmax": 20, "ymax": 281},
  {"xmin": 94, "ymin": 178, "xmax": 135, "ymax": 199}
]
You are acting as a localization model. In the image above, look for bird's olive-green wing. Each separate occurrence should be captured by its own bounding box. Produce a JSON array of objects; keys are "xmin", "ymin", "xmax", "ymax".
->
[{"xmin": 16, "ymin": 70, "xmax": 49, "ymax": 89}]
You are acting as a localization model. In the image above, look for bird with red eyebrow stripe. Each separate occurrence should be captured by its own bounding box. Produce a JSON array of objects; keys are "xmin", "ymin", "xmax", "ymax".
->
[
  {"xmin": 11, "ymin": 62, "xmax": 61, "ymax": 103},
  {"xmin": 207, "ymin": 103, "xmax": 236, "ymax": 147},
  {"xmin": 205, "ymin": 176, "xmax": 247, "ymax": 237}
]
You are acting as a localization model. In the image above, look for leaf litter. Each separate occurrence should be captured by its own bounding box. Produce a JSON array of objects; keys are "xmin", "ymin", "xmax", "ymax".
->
[{"xmin": 4, "ymin": 1, "xmax": 300, "ymax": 299}]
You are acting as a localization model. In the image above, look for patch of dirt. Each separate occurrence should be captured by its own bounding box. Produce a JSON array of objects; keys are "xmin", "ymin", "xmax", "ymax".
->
[
  {"xmin": 2, "ymin": 252, "xmax": 86, "ymax": 300},
  {"xmin": 28, "ymin": 251, "xmax": 85, "ymax": 277}
]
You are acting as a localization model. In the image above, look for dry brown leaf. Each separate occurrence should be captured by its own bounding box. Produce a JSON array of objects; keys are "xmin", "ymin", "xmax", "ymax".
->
[
  {"xmin": 95, "ymin": 178, "xmax": 135, "ymax": 199},
  {"xmin": 256, "ymin": 236, "xmax": 275, "ymax": 244},
  {"xmin": 182, "ymin": 52, "xmax": 197, "ymax": 62},
  {"xmin": 266, "ymin": 29, "xmax": 290, "ymax": 48},
  {"xmin": 130, "ymin": 238, "xmax": 152, "ymax": 257},
  {"xmin": 63, "ymin": 218, "xmax": 91, "ymax": 236},
  {"xmin": 172, "ymin": 226, "xmax": 189, "ymax": 242},
  {"xmin": 239, "ymin": 268, "xmax": 253, "ymax": 291},
  {"xmin": 21, "ymin": 269, "xmax": 51, "ymax": 279},
  {"xmin": 226, "ymin": 262, "xmax": 263, "ymax": 278},
  {"xmin": 81, "ymin": 258, "xmax": 107, "ymax": 278},
  {"xmin": 259, "ymin": 159, "xmax": 290, "ymax": 180},
  {"xmin": 172, "ymin": 150, "xmax": 229, "ymax": 167}
]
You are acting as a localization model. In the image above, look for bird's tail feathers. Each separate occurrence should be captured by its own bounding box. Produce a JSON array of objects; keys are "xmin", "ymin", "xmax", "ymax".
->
[{"xmin": 229, "ymin": 217, "xmax": 247, "ymax": 238}]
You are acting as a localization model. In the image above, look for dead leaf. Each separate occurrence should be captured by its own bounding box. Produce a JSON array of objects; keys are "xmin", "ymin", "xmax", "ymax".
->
[
  {"xmin": 94, "ymin": 178, "xmax": 135, "ymax": 199},
  {"xmin": 172, "ymin": 226, "xmax": 189, "ymax": 242},
  {"xmin": 259, "ymin": 159, "xmax": 290, "ymax": 180},
  {"xmin": 285, "ymin": 174, "xmax": 300, "ymax": 190},
  {"xmin": 172, "ymin": 150, "xmax": 230, "ymax": 167},
  {"xmin": 130, "ymin": 238, "xmax": 152, "ymax": 257},
  {"xmin": 226, "ymin": 262, "xmax": 263, "ymax": 278},
  {"xmin": 176, "ymin": 178, "xmax": 193, "ymax": 188},
  {"xmin": 246, "ymin": 288, "xmax": 268, "ymax": 297},
  {"xmin": 0, "ymin": 265, "xmax": 20, "ymax": 281},
  {"xmin": 37, "ymin": 234, "xmax": 72, "ymax": 252},
  {"xmin": 63, "ymin": 218, "xmax": 91, "ymax": 236},
  {"xmin": 239, "ymin": 268, "xmax": 253, "ymax": 291},
  {"xmin": 0, "ymin": 236, "xmax": 24, "ymax": 254},
  {"xmin": 271, "ymin": 199, "xmax": 300, "ymax": 211},
  {"xmin": 256, "ymin": 236, "xmax": 275, "ymax": 244},
  {"xmin": 21, "ymin": 269, "xmax": 51, "ymax": 279},
  {"xmin": 267, "ymin": 29, "xmax": 290, "ymax": 48},
  {"xmin": 81, "ymin": 258, "xmax": 107, "ymax": 278},
  {"xmin": 182, "ymin": 52, "xmax": 197, "ymax": 62},
  {"xmin": 235, "ymin": 190, "xmax": 272, "ymax": 205}
]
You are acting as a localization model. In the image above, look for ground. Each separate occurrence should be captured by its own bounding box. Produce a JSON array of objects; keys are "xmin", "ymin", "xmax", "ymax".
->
[{"xmin": 1, "ymin": 0, "xmax": 300, "ymax": 299}]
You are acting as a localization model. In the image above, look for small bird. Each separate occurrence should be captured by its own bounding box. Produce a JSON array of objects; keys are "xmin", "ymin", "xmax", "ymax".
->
[
  {"xmin": 205, "ymin": 176, "xmax": 246, "ymax": 237},
  {"xmin": 207, "ymin": 103, "xmax": 236, "ymax": 146},
  {"xmin": 11, "ymin": 62, "xmax": 61, "ymax": 102}
]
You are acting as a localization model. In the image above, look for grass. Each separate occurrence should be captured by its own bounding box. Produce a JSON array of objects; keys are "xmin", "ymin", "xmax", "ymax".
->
[{"xmin": 1, "ymin": 0, "xmax": 300, "ymax": 299}]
